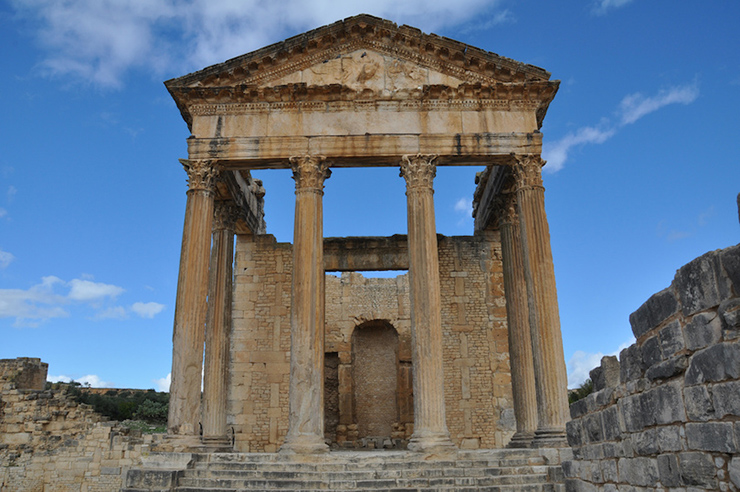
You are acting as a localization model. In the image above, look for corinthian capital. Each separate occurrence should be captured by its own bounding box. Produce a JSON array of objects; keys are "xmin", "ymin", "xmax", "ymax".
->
[
  {"xmin": 213, "ymin": 201, "xmax": 241, "ymax": 232},
  {"xmin": 180, "ymin": 159, "xmax": 221, "ymax": 193},
  {"xmin": 400, "ymin": 154, "xmax": 437, "ymax": 191},
  {"xmin": 289, "ymin": 155, "xmax": 331, "ymax": 193},
  {"xmin": 496, "ymin": 191, "xmax": 519, "ymax": 229},
  {"xmin": 511, "ymin": 154, "xmax": 545, "ymax": 191}
]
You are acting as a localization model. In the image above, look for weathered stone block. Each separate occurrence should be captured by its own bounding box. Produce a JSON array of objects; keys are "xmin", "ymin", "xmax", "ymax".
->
[
  {"xmin": 679, "ymin": 451, "xmax": 717, "ymax": 488},
  {"xmin": 619, "ymin": 345, "xmax": 644, "ymax": 384},
  {"xmin": 676, "ymin": 251, "xmax": 725, "ymax": 316},
  {"xmin": 601, "ymin": 459, "xmax": 618, "ymax": 483},
  {"xmin": 601, "ymin": 406, "xmax": 621, "ymax": 441},
  {"xmin": 656, "ymin": 425, "xmax": 682, "ymax": 452},
  {"xmin": 684, "ymin": 385, "xmax": 714, "ymax": 421},
  {"xmin": 685, "ymin": 341, "xmax": 740, "ymax": 385},
  {"xmin": 658, "ymin": 453, "xmax": 681, "ymax": 487},
  {"xmin": 570, "ymin": 398, "xmax": 589, "ymax": 419},
  {"xmin": 566, "ymin": 419, "xmax": 584, "ymax": 447},
  {"xmin": 719, "ymin": 298, "xmax": 740, "ymax": 340},
  {"xmin": 685, "ymin": 422, "xmax": 737, "ymax": 453},
  {"xmin": 642, "ymin": 336, "xmax": 663, "ymax": 367},
  {"xmin": 719, "ymin": 244, "xmax": 740, "ymax": 297},
  {"xmin": 594, "ymin": 387, "xmax": 617, "ymax": 408},
  {"xmin": 730, "ymin": 456, "xmax": 740, "ymax": 489},
  {"xmin": 583, "ymin": 412, "xmax": 604, "ymax": 443},
  {"xmin": 633, "ymin": 428, "xmax": 659, "ymax": 456},
  {"xmin": 684, "ymin": 312, "xmax": 722, "ymax": 350},
  {"xmin": 711, "ymin": 380, "xmax": 740, "ymax": 418},
  {"xmin": 618, "ymin": 456, "xmax": 659, "ymax": 487},
  {"xmin": 645, "ymin": 354, "xmax": 689, "ymax": 381},
  {"xmin": 630, "ymin": 288, "xmax": 679, "ymax": 339},
  {"xmin": 659, "ymin": 320, "xmax": 685, "ymax": 358},
  {"xmin": 654, "ymin": 382, "xmax": 686, "ymax": 425},
  {"xmin": 619, "ymin": 394, "xmax": 647, "ymax": 433},
  {"xmin": 589, "ymin": 366, "xmax": 604, "ymax": 392}
]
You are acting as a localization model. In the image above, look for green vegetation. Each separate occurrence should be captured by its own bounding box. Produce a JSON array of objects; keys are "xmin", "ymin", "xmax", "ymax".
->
[
  {"xmin": 49, "ymin": 382, "xmax": 169, "ymax": 426},
  {"xmin": 568, "ymin": 378, "xmax": 593, "ymax": 404}
]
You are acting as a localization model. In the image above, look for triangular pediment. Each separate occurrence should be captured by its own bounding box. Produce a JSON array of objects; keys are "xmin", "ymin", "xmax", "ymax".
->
[{"xmin": 166, "ymin": 14, "xmax": 552, "ymax": 92}]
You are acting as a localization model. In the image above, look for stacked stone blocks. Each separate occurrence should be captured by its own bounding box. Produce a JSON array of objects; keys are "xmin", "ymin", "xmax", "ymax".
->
[{"xmin": 564, "ymin": 244, "xmax": 740, "ymax": 491}]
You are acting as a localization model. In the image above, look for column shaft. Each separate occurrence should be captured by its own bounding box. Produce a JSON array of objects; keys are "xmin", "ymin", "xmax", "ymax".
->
[
  {"xmin": 498, "ymin": 192, "xmax": 538, "ymax": 447},
  {"xmin": 168, "ymin": 159, "xmax": 219, "ymax": 438},
  {"xmin": 281, "ymin": 155, "xmax": 331, "ymax": 454},
  {"xmin": 400, "ymin": 154, "xmax": 455, "ymax": 452},
  {"xmin": 202, "ymin": 202, "xmax": 238, "ymax": 444},
  {"xmin": 513, "ymin": 155, "xmax": 569, "ymax": 445}
]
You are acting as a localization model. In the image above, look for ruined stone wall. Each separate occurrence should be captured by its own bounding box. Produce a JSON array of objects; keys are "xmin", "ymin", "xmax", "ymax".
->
[
  {"xmin": 0, "ymin": 358, "xmax": 167, "ymax": 492},
  {"xmin": 564, "ymin": 244, "xmax": 740, "ymax": 491},
  {"xmin": 229, "ymin": 233, "xmax": 514, "ymax": 452},
  {"xmin": 438, "ymin": 233, "xmax": 514, "ymax": 449}
]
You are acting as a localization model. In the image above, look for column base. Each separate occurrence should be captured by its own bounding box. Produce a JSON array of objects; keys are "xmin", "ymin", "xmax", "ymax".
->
[
  {"xmin": 407, "ymin": 430, "xmax": 456, "ymax": 453},
  {"xmin": 163, "ymin": 433, "xmax": 204, "ymax": 453},
  {"xmin": 532, "ymin": 428, "xmax": 568, "ymax": 448},
  {"xmin": 279, "ymin": 434, "xmax": 329, "ymax": 455},
  {"xmin": 506, "ymin": 431, "xmax": 535, "ymax": 448}
]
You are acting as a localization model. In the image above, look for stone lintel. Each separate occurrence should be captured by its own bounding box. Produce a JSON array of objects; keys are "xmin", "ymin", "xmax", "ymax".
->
[
  {"xmin": 214, "ymin": 170, "xmax": 266, "ymax": 235},
  {"xmin": 472, "ymin": 165, "xmax": 510, "ymax": 232},
  {"xmin": 324, "ymin": 235, "xmax": 409, "ymax": 271},
  {"xmin": 187, "ymin": 132, "xmax": 542, "ymax": 167}
]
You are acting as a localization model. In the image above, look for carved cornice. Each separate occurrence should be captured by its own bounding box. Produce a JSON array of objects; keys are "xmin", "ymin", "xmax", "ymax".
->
[
  {"xmin": 512, "ymin": 154, "xmax": 545, "ymax": 192},
  {"xmin": 180, "ymin": 159, "xmax": 221, "ymax": 193},
  {"xmin": 212, "ymin": 201, "xmax": 241, "ymax": 232},
  {"xmin": 166, "ymin": 15, "xmax": 551, "ymax": 91},
  {"xmin": 400, "ymin": 154, "xmax": 437, "ymax": 191},
  {"xmin": 290, "ymin": 155, "xmax": 331, "ymax": 193}
]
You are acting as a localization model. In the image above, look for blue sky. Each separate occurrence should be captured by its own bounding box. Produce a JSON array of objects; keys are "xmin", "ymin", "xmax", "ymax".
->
[{"xmin": 1, "ymin": 1, "xmax": 738, "ymax": 390}]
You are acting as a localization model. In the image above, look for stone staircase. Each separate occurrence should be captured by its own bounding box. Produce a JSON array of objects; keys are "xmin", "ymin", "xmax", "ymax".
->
[{"xmin": 122, "ymin": 448, "xmax": 568, "ymax": 491}]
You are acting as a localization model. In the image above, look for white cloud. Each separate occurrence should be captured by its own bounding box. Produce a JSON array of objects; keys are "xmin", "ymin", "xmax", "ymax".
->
[
  {"xmin": 592, "ymin": 0, "xmax": 635, "ymax": 15},
  {"xmin": 543, "ymin": 125, "xmax": 615, "ymax": 173},
  {"xmin": 0, "ymin": 249, "xmax": 15, "ymax": 269},
  {"xmin": 154, "ymin": 373, "xmax": 171, "ymax": 392},
  {"xmin": 10, "ymin": 0, "xmax": 504, "ymax": 88},
  {"xmin": 48, "ymin": 374, "xmax": 115, "ymax": 388},
  {"xmin": 567, "ymin": 338, "xmax": 634, "ymax": 388},
  {"xmin": 7, "ymin": 186, "xmax": 17, "ymax": 202},
  {"xmin": 0, "ymin": 275, "xmax": 126, "ymax": 326},
  {"xmin": 453, "ymin": 197, "xmax": 473, "ymax": 226},
  {"xmin": 131, "ymin": 301, "xmax": 165, "ymax": 318},
  {"xmin": 619, "ymin": 85, "xmax": 699, "ymax": 125},
  {"xmin": 0, "ymin": 208, "xmax": 7, "ymax": 219},
  {"xmin": 544, "ymin": 83, "xmax": 699, "ymax": 173},
  {"xmin": 67, "ymin": 278, "xmax": 124, "ymax": 301},
  {"xmin": 94, "ymin": 306, "xmax": 128, "ymax": 320}
]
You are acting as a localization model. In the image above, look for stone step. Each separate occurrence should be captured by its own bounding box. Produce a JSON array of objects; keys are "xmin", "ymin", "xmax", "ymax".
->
[
  {"xmin": 185, "ymin": 464, "xmax": 549, "ymax": 480},
  {"xmin": 177, "ymin": 472, "xmax": 549, "ymax": 488}
]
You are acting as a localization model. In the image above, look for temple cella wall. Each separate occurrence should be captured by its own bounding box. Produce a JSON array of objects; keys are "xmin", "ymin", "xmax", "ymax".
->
[{"xmin": 563, "ymin": 243, "xmax": 740, "ymax": 491}]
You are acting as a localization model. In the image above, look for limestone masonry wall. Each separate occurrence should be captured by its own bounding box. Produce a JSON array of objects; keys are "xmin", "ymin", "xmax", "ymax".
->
[
  {"xmin": 229, "ymin": 233, "xmax": 514, "ymax": 452},
  {"xmin": 564, "ymin": 243, "xmax": 740, "ymax": 491},
  {"xmin": 0, "ymin": 358, "xmax": 169, "ymax": 492}
]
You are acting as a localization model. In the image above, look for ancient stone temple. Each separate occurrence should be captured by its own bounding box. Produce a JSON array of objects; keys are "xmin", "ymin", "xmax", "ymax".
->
[{"xmin": 163, "ymin": 14, "xmax": 569, "ymax": 455}]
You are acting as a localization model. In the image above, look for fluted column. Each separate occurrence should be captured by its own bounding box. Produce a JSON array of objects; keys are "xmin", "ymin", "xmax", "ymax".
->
[
  {"xmin": 513, "ymin": 154, "xmax": 569, "ymax": 445},
  {"xmin": 498, "ymin": 191, "xmax": 538, "ymax": 448},
  {"xmin": 168, "ymin": 159, "xmax": 220, "ymax": 438},
  {"xmin": 281, "ymin": 155, "xmax": 331, "ymax": 454},
  {"xmin": 202, "ymin": 201, "xmax": 239, "ymax": 446},
  {"xmin": 400, "ymin": 154, "xmax": 455, "ymax": 452}
]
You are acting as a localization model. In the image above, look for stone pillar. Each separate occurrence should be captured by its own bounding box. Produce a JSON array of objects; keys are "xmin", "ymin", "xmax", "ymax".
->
[
  {"xmin": 498, "ymin": 191, "xmax": 538, "ymax": 448},
  {"xmin": 512, "ymin": 154, "xmax": 569, "ymax": 446},
  {"xmin": 168, "ymin": 159, "xmax": 220, "ymax": 438},
  {"xmin": 280, "ymin": 155, "xmax": 331, "ymax": 454},
  {"xmin": 201, "ymin": 201, "xmax": 239, "ymax": 447},
  {"xmin": 400, "ymin": 154, "xmax": 455, "ymax": 452}
]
